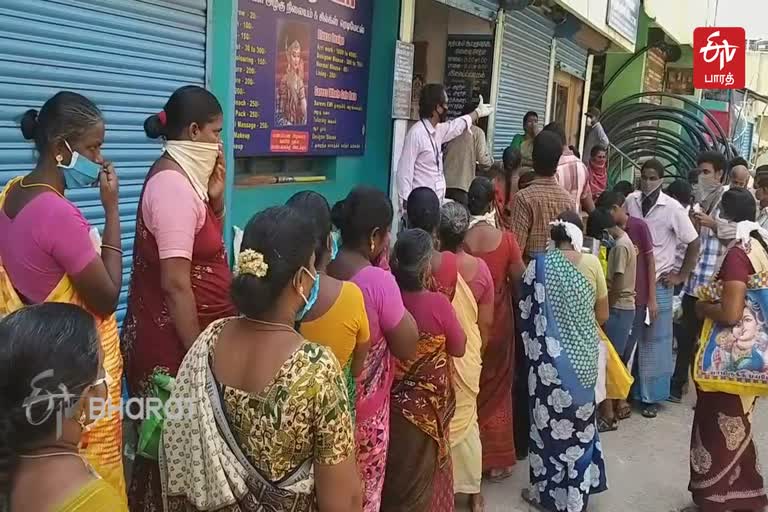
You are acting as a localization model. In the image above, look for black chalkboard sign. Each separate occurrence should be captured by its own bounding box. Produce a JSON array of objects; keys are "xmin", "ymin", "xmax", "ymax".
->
[{"xmin": 444, "ymin": 34, "xmax": 494, "ymax": 118}]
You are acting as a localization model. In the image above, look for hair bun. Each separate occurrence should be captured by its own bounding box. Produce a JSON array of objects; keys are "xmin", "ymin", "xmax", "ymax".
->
[
  {"xmin": 331, "ymin": 199, "xmax": 349, "ymax": 231},
  {"xmin": 143, "ymin": 113, "xmax": 166, "ymax": 139},
  {"xmin": 19, "ymin": 109, "xmax": 39, "ymax": 140}
]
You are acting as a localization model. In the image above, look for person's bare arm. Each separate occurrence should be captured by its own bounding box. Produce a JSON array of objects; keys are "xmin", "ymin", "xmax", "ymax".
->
[
  {"xmin": 663, "ymin": 238, "xmax": 700, "ymax": 287},
  {"xmin": 595, "ymin": 296, "xmax": 610, "ymax": 326},
  {"xmin": 607, "ymin": 272, "xmax": 622, "ymax": 309},
  {"xmin": 647, "ymin": 254, "xmax": 658, "ymax": 322},
  {"xmin": 384, "ymin": 311, "xmax": 419, "ymax": 360},
  {"xmin": 696, "ymin": 280, "xmax": 746, "ymax": 326},
  {"xmin": 581, "ymin": 193, "xmax": 595, "ymax": 214},
  {"xmin": 350, "ymin": 341, "xmax": 370, "ymax": 377},
  {"xmin": 70, "ymin": 164, "xmax": 122, "ymax": 316},
  {"xmin": 508, "ymin": 261, "xmax": 526, "ymax": 300},
  {"xmin": 160, "ymin": 258, "xmax": 200, "ymax": 349},
  {"xmin": 477, "ymin": 302, "xmax": 493, "ymax": 354},
  {"xmin": 314, "ymin": 455, "xmax": 363, "ymax": 512}
]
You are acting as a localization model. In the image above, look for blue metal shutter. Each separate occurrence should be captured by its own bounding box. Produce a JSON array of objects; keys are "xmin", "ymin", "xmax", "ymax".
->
[
  {"xmin": 493, "ymin": 8, "xmax": 555, "ymax": 157},
  {"xmin": 0, "ymin": 0, "xmax": 207, "ymax": 324},
  {"xmin": 555, "ymin": 37, "xmax": 588, "ymax": 80},
  {"xmin": 435, "ymin": 0, "xmax": 498, "ymax": 20}
]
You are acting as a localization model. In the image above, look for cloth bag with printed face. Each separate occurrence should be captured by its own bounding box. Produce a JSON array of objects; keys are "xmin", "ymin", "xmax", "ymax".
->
[{"xmin": 694, "ymin": 240, "xmax": 768, "ymax": 396}]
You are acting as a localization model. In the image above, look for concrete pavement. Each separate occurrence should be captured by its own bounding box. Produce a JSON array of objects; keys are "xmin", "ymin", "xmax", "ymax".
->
[{"xmin": 472, "ymin": 393, "xmax": 768, "ymax": 512}]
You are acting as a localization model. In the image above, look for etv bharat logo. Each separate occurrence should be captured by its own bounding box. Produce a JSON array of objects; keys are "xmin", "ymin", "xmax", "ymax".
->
[{"xmin": 694, "ymin": 27, "xmax": 745, "ymax": 89}]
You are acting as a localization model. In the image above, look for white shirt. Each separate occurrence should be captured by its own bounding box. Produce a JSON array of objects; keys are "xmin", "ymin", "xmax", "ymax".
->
[
  {"xmin": 625, "ymin": 191, "xmax": 698, "ymax": 279},
  {"xmin": 396, "ymin": 115, "xmax": 472, "ymax": 208}
]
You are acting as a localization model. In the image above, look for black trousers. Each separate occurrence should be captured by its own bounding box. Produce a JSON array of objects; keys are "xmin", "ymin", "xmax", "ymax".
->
[
  {"xmin": 445, "ymin": 188, "xmax": 468, "ymax": 207},
  {"xmin": 671, "ymin": 294, "xmax": 702, "ymax": 396}
]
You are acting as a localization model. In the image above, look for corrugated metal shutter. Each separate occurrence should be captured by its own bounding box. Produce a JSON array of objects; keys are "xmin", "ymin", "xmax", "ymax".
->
[
  {"xmin": 736, "ymin": 121, "xmax": 753, "ymax": 159},
  {"xmin": 555, "ymin": 37, "xmax": 588, "ymax": 80},
  {"xmin": 493, "ymin": 8, "xmax": 555, "ymax": 157},
  {"xmin": 0, "ymin": 0, "xmax": 207, "ymax": 324},
  {"xmin": 435, "ymin": 0, "xmax": 498, "ymax": 20}
]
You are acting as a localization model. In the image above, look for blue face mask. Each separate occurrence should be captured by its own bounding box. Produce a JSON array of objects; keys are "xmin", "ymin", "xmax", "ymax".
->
[
  {"xmin": 59, "ymin": 140, "xmax": 101, "ymax": 189},
  {"xmin": 296, "ymin": 269, "xmax": 319, "ymax": 321},
  {"xmin": 330, "ymin": 231, "xmax": 340, "ymax": 261}
]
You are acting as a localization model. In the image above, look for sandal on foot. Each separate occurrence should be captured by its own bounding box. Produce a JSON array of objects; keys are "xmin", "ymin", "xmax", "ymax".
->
[
  {"xmin": 486, "ymin": 467, "xmax": 514, "ymax": 482},
  {"xmin": 616, "ymin": 402, "xmax": 632, "ymax": 420},
  {"xmin": 641, "ymin": 404, "xmax": 658, "ymax": 418},
  {"xmin": 469, "ymin": 494, "xmax": 485, "ymax": 512},
  {"xmin": 597, "ymin": 417, "xmax": 618, "ymax": 432}
]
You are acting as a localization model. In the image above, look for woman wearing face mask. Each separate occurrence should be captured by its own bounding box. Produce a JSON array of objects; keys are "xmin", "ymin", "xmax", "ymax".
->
[
  {"xmin": 122, "ymin": 85, "xmax": 236, "ymax": 510},
  {"xmin": 1, "ymin": 303, "xmax": 128, "ymax": 511},
  {"xmin": 327, "ymin": 186, "xmax": 419, "ymax": 512},
  {"xmin": 287, "ymin": 191, "xmax": 371, "ymax": 413},
  {"xmin": 161, "ymin": 206, "xmax": 362, "ymax": 511},
  {"xmin": 0, "ymin": 92, "xmax": 125, "ymax": 496},
  {"xmin": 687, "ymin": 187, "xmax": 768, "ymax": 512}
]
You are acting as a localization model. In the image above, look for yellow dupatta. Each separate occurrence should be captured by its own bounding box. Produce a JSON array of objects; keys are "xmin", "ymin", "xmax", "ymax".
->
[
  {"xmin": 0, "ymin": 177, "xmax": 126, "ymax": 498},
  {"xmin": 448, "ymin": 274, "xmax": 483, "ymax": 444}
]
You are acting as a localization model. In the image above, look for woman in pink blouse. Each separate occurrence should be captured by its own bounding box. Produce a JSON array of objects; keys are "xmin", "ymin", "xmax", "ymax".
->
[{"xmin": 122, "ymin": 85, "xmax": 236, "ymax": 511}]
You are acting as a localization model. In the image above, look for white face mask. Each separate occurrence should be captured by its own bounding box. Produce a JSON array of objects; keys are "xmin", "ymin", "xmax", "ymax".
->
[{"xmin": 164, "ymin": 140, "xmax": 219, "ymax": 201}]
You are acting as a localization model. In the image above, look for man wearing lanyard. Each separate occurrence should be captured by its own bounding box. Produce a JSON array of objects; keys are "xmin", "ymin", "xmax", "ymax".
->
[{"xmin": 396, "ymin": 83, "xmax": 494, "ymax": 216}]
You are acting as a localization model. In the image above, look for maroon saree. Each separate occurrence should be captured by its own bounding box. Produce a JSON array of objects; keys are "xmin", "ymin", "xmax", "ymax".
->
[{"xmin": 121, "ymin": 167, "xmax": 235, "ymax": 511}]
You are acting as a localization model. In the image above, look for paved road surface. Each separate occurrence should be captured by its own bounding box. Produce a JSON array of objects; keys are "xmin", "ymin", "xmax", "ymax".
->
[{"xmin": 471, "ymin": 393, "xmax": 768, "ymax": 512}]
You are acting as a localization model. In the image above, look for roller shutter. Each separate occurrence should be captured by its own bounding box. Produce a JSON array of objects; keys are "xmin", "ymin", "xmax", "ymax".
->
[
  {"xmin": 0, "ymin": 0, "xmax": 207, "ymax": 324},
  {"xmin": 435, "ymin": 0, "xmax": 498, "ymax": 20},
  {"xmin": 556, "ymin": 37, "xmax": 588, "ymax": 80},
  {"xmin": 493, "ymin": 8, "xmax": 555, "ymax": 157}
]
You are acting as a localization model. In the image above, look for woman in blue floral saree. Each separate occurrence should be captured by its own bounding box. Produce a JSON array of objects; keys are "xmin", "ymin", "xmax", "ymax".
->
[{"xmin": 520, "ymin": 212, "xmax": 609, "ymax": 512}]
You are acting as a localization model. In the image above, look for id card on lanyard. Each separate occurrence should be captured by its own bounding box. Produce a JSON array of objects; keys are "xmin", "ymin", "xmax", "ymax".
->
[{"xmin": 421, "ymin": 120, "xmax": 441, "ymax": 173}]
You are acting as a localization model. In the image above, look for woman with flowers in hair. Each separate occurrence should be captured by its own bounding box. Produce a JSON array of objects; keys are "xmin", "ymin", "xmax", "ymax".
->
[
  {"xmin": 161, "ymin": 206, "xmax": 361, "ymax": 511},
  {"xmin": 122, "ymin": 85, "xmax": 235, "ymax": 510},
  {"xmin": 519, "ymin": 210, "xmax": 609, "ymax": 512}
]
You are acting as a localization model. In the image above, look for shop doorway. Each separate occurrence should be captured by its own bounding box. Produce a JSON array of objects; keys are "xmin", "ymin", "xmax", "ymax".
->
[
  {"xmin": 411, "ymin": 0, "xmax": 496, "ymax": 123},
  {"xmin": 549, "ymin": 69, "xmax": 585, "ymax": 149}
]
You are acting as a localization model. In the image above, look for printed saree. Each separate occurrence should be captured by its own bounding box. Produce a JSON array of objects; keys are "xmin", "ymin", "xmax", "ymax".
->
[
  {"xmin": 381, "ymin": 331, "xmax": 456, "ymax": 512},
  {"xmin": 520, "ymin": 251, "xmax": 607, "ymax": 512},
  {"xmin": 161, "ymin": 320, "xmax": 321, "ymax": 512},
  {"xmin": 0, "ymin": 178, "xmax": 125, "ymax": 498}
]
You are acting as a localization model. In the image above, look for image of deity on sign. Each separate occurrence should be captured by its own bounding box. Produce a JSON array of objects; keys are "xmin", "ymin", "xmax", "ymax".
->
[
  {"xmin": 707, "ymin": 296, "xmax": 768, "ymax": 374},
  {"xmin": 275, "ymin": 23, "xmax": 309, "ymax": 127}
]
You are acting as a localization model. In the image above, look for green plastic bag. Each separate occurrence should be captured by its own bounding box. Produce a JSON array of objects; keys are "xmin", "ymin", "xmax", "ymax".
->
[{"xmin": 136, "ymin": 371, "xmax": 174, "ymax": 461}]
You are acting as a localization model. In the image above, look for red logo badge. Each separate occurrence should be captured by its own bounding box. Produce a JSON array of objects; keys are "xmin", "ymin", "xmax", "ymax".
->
[{"xmin": 694, "ymin": 27, "xmax": 745, "ymax": 90}]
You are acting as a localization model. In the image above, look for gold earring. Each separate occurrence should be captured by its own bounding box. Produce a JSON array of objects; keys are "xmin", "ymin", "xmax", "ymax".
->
[
  {"xmin": 56, "ymin": 154, "xmax": 63, "ymax": 164},
  {"xmin": 299, "ymin": 286, "xmax": 304, "ymax": 295},
  {"xmin": 370, "ymin": 239, "xmax": 375, "ymax": 253},
  {"xmin": 77, "ymin": 410, "xmax": 88, "ymax": 430}
]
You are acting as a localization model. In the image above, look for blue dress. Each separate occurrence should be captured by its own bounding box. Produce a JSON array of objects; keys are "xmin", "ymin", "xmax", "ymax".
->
[{"xmin": 520, "ymin": 251, "xmax": 608, "ymax": 511}]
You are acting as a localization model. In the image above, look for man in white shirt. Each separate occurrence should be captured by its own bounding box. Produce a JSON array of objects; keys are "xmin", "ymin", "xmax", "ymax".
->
[
  {"xmin": 624, "ymin": 158, "xmax": 700, "ymax": 418},
  {"xmin": 396, "ymin": 84, "xmax": 493, "ymax": 212}
]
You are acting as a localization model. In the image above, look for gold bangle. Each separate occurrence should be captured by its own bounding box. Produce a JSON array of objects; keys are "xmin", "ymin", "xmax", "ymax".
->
[{"xmin": 101, "ymin": 244, "xmax": 123, "ymax": 255}]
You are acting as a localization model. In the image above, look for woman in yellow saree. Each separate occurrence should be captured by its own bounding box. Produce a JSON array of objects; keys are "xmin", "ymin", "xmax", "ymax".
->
[
  {"xmin": 0, "ymin": 92, "xmax": 125, "ymax": 497},
  {"xmin": 0, "ymin": 303, "xmax": 128, "ymax": 511}
]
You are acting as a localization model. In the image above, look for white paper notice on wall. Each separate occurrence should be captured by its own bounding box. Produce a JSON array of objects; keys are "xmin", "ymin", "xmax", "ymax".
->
[{"xmin": 233, "ymin": 226, "xmax": 244, "ymax": 258}]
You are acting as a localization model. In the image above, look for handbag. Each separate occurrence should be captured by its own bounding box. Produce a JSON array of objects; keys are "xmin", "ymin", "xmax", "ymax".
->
[
  {"xmin": 600, "ymin": 327, "xmax": 634, "ymax": 400},
  {"xmin": 693, "ymin": 241, "xmax": 768, "ymax": 396},
  {"xmin": 137, "ymin": 370, "xmax": 175, "ymax": 460}
]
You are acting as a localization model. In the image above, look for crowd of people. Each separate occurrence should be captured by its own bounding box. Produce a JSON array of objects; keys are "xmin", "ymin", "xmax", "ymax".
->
[{"xmin": 0, "ymin": 81, "xmax": 767, "ymax": 512}]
